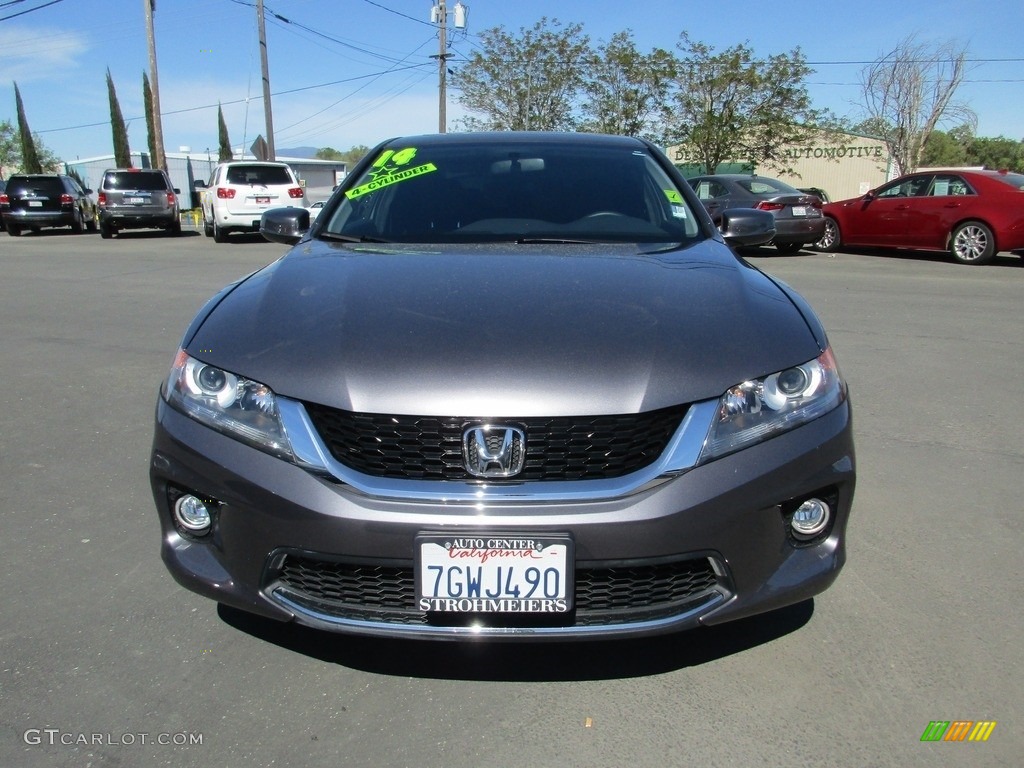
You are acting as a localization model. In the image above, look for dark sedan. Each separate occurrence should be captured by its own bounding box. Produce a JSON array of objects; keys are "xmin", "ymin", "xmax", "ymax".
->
[
  {"xmin": 1, "ymin": 173, "xmax": 97, "ymax": 236},
  {"xmin": 816, "ymin": 169, "xmax": 1024, "ymax": 264},
  {"xmin": 687, "ymin": 173, "xmax": 826, "ymax": 253},
  {"xmin": 150, "ymin": 132, "xmax": 855, "ymax": 641}
]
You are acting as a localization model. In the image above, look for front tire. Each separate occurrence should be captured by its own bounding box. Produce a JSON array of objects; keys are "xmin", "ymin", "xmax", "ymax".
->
[
  {"xmin": 815, "ymin": 217, "xmax": 841, "ymax": 252},
  {"xmin": 950, "ymin": 221, "xmax": 995, "ymax": 265},
  {"xmin": 70, "ymin": 209, "xmax": 84, "ymax": 233}
]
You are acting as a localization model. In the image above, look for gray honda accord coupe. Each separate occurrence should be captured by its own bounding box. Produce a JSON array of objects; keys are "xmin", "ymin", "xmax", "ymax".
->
[{"xmin": 150, "ymin": 132, "xmax": 855, "ymax": 641}]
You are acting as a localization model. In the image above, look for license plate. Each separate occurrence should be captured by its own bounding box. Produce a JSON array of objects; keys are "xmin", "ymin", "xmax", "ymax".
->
[
  {"xmin": 255, "ymin": 195, "xmax": 271, "ymax": 205},
  {"xmin": 126, "ymin": 196, "xmax": 146, "ymax": 205},
  {"xmin": 28, "ymin": 201, "xmax": 42, "ymax": 207},
  {"xmin": 792, "ymin": 206, "xmax": 807, "ymax": 217},
  {"xmin": 416, "ymin": 534, "xmax": 572, "ymax": 613}
]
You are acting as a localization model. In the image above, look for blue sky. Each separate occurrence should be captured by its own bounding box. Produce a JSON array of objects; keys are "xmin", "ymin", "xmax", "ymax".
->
[{"xmin": 2, "ymin": 0, "xmax": 1022, "ymax": 163}]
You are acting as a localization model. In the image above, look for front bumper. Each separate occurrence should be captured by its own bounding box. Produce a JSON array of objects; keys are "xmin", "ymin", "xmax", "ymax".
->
[{"xmin": 150, "ymin": 397, "xmax": 855, "ymax": 640}]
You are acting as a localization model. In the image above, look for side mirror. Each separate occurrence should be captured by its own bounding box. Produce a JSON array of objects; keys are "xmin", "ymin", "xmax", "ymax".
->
[
  {"xmin": 718, "ymin": 208, "xmax": 776, "ymax": 247},
  {"xmin": 193, "ymin": 180, "xmax": 208, "ymax": 189},
  {"xmin": 261, "ymin": 206, "xmax": 310, "ymax": 245},
  {"xmin": 863, "ymin": 190, "xmax": 876, "ymax": 201},
  {"xmin": 173, "ymin": 188, "xmax": 181, "ymax": 194}
]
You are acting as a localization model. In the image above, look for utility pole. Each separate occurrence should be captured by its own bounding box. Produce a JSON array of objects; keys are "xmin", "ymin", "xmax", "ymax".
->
[
  {"xmin": 143, "ymin": 0, "xmax": 166, "ymax": 170},
  {"xmin": 436, "ymin": 0, "xmax": 448, "ymax": 133},
  {"xmin": 256, "ymin": 0, "xmax": 276, "ymax": 160},
  {"xmin": 432, "ymin": 1, "xmax": 467, "ymax": 134}
]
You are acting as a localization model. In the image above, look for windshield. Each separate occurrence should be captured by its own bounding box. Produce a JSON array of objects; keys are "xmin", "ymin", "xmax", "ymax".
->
[{"xmin": 320, "ymin": 140, "xmax": 702, "ymax": 244}]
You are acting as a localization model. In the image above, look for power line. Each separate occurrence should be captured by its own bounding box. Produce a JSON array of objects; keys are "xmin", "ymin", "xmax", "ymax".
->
[
  {"xmin": 0, "ymin": 0, "xmax": 64, "ymax": 22},
  {"xmin": 34, "ymin": 65, "xmax": 432, "ymax": 135}
]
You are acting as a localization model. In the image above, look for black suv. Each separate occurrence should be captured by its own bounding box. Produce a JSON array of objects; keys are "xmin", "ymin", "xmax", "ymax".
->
[
  {"xmin": 98, "ymin": 168, "xmax": 181, "ymax": 238},
  {"xmin": 1, "ymin": 174, "xmax": 97, "ymax": 236}
]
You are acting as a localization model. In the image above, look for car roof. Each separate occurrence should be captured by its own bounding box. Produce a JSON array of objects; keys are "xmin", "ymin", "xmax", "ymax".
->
[{"xmin": 377, "ymin": 131, "xmax": 650, "ymax": 150}]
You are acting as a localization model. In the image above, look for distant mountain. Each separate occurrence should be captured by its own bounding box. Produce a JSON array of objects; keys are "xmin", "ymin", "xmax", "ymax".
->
[{"xmin": 277, "ymin": 146, "xmax": 320, "ymax": 159}]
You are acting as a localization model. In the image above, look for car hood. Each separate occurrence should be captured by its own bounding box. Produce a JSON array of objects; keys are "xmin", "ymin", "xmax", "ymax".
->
[{"xmin": 187, "ymin": 240, "xmax": 822, "ymax": 416}]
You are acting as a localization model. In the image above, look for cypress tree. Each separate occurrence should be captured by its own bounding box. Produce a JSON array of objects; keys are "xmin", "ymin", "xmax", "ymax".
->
[
  {"xmin": 143, "ymin": 71, "xmax": 158, "ymax": 167},
  {"xmin": 217, "ymin": 104, "xmax": 233, "ymax": 162},
  {"xmin": 106, "ymin": 68, "xmax": 131, "ymax": 167},
  {"xmin": 14, "ymin": 82, "xmax": 42, "ymax": 173}
]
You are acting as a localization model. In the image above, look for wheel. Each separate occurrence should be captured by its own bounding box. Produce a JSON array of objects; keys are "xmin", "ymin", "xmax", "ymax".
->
[
  {"xmin": 203, "ymin": 210, "xmax": 214, "ymax": 237},
  {"xmin": 7, "ymin": 223, "xmax": 22, "ymax": 237},
  {"xmin": 950, "ymin": 221, "xmax": 995, "ymax": 265},
  {"xmin": 167, "ymin": 219, "xmax": 182, "ymax": 236},
  {"xmin": 774, "ymin": 242, "xmax": 803, "ymax": 254},
  {"xmin": 213, "ymin": 220, "xmax": 228, "ymax": 243},
  {"xmin": 99, "ymin": 222, "xmax": 114, "ymax": 239},
  {"xmin": 70, "ymin": 209, "xmax": 84, "ymax": 233},
  {"xmin": 815, "ymin": 217, "xmax": 841, "ymax": 252},
  {"xmin": 86, "ymin": 214, "xmax": 98, "ymax": 232}
]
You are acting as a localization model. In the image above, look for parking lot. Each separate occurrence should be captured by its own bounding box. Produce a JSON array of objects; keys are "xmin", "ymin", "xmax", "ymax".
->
[{"xmin": 1, "ymin": 228, "xmax": 1020, "ymax": 768}]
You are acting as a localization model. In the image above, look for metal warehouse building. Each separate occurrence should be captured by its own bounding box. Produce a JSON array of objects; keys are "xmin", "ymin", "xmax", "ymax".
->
[
  {"xmin": 65, "ymin": 152, "xmax": 347, "ymax": 209},
  {"xmin": 668, "ymin": 129, "xmax": 896, "ymax": 202}
]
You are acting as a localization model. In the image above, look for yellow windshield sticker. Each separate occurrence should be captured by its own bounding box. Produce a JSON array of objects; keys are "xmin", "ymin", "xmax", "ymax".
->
[
  {"xmin": 663, "ymin": 189, "xmax": 684, "ymax": 204},
  {"xmin": 346, "ymin": 147, "xmax": 437, "ymax": 199}
]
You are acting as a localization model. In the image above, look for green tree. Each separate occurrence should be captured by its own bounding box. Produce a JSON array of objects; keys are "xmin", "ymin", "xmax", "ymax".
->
[
  {"xmin": 455, "ymin": 18, "xmax": 590, "ymax": 131},
  {"xmin": 665, "ymin": 34, "xmax": 825, "ymax": 174},
  {"xmin": 143, "ymin": 71, "xmax": 158, "ymax": 166},
  {"xmin": 106, "ymin": 69, "xmax": 131, "ymax": 167},
  {"xmin": 0, "ymin": 118, "xmax": 19, "ymax": 178},
  {"xmin": 579, "ymin": 30, "xmax": 675, "ymax": 140},
  {"xmin": 14, "ymin": 82, "xmax": 42, "ymax": 173},
  {"xmin": 217, "ymin": 104, "xmax": 233, "ymax": 162},
  {"xmin": 0, "ymin": 116, "xmax": 59, "ymax": 176},
  {"xmin": 316, "ymin": 145, "xmax": 370, "ymax": 166},
  {"xmin": 968, "ymin": 136, "xmax": 1024, "ymax": 172},
  {"xmin": 858, "ymin": 35, "xmax": 974, "ymax": 175},
  {"xmin": 920, "ymin": 128, "xmax": 970, "ymax": 168}
]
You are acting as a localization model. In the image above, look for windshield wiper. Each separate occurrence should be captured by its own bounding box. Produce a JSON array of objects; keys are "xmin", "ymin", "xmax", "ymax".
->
[
  {"xmin": 318, "ymin": 232, "xmax": 389, "ymax": 243},
  {"xmin": 515, "ymin": 237, "xmax": 603, "ymax": 245}
]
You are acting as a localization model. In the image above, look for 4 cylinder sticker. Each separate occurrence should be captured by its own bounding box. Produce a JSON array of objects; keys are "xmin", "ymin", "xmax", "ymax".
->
[{"xmin": 345, "ymin": 147, "xmax": 437, "ymax": 199}]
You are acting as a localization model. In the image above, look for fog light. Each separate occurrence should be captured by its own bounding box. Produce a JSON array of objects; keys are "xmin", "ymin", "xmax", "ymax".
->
[
  {"xmin": 790, "ymin": 498, "xmax": 830, "ymax": 538},
  {"xmin": 174, "ymin": 494, "xmax": 212, "ymax": 533}
]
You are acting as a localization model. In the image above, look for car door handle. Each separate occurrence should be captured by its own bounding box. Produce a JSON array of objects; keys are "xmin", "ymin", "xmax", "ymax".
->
[{"xmin": 944, "ymin": 202, "xmax": 961, "ymax": 208}]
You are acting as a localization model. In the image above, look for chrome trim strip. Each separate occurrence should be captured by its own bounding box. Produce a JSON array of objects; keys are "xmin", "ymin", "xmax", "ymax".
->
[
  {"xmin": 277, "ymin": 398, "xmax": 719, "ymax": 503},
  {"xmin": 273, "ymin": 588, "xmax": 727, "ymax": 638}
]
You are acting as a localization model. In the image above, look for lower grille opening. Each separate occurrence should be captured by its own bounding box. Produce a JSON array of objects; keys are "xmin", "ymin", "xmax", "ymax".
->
[{"xmin": 269, "ymin": 553, "xmax": 725, "ymax": 629}]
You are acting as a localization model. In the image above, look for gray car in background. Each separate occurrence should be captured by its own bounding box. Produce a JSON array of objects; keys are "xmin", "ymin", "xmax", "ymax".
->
[
  {"xmin": 97, "ymin": 168, "xmax": 181, "ymax": 238},
  {"xmin": 688, "ymin": 173, "xmax": 826, "ymax": 253},
  {"xmin": 150, "ymin": 132, "xmax": 855, "ymax": 641}
]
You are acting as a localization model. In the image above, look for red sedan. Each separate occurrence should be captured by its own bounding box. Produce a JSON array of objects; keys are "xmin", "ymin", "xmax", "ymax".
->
[{"xmin": 816, "ymin": 170, "xmax": 1024, "ymax": 264}]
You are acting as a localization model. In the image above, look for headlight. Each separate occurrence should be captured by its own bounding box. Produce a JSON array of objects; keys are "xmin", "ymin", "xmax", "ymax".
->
[
  {"xmin": 164, "ymin": 349, "xmax": 294, "ymax": 460},
  {"xmin": 699, "ymin": 348, "xmax": 845, "ymax": 463}
]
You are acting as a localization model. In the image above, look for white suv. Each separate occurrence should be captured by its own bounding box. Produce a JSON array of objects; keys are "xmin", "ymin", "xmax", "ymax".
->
[{"xmin": 198, "ymin": 161, "xmax": 307, "ymax": 242}]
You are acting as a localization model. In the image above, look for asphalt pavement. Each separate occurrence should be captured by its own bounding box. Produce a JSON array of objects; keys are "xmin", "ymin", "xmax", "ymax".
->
[{"xmin": 0, "ymin": 226, "xmax": 1020, "ymax": 768}]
